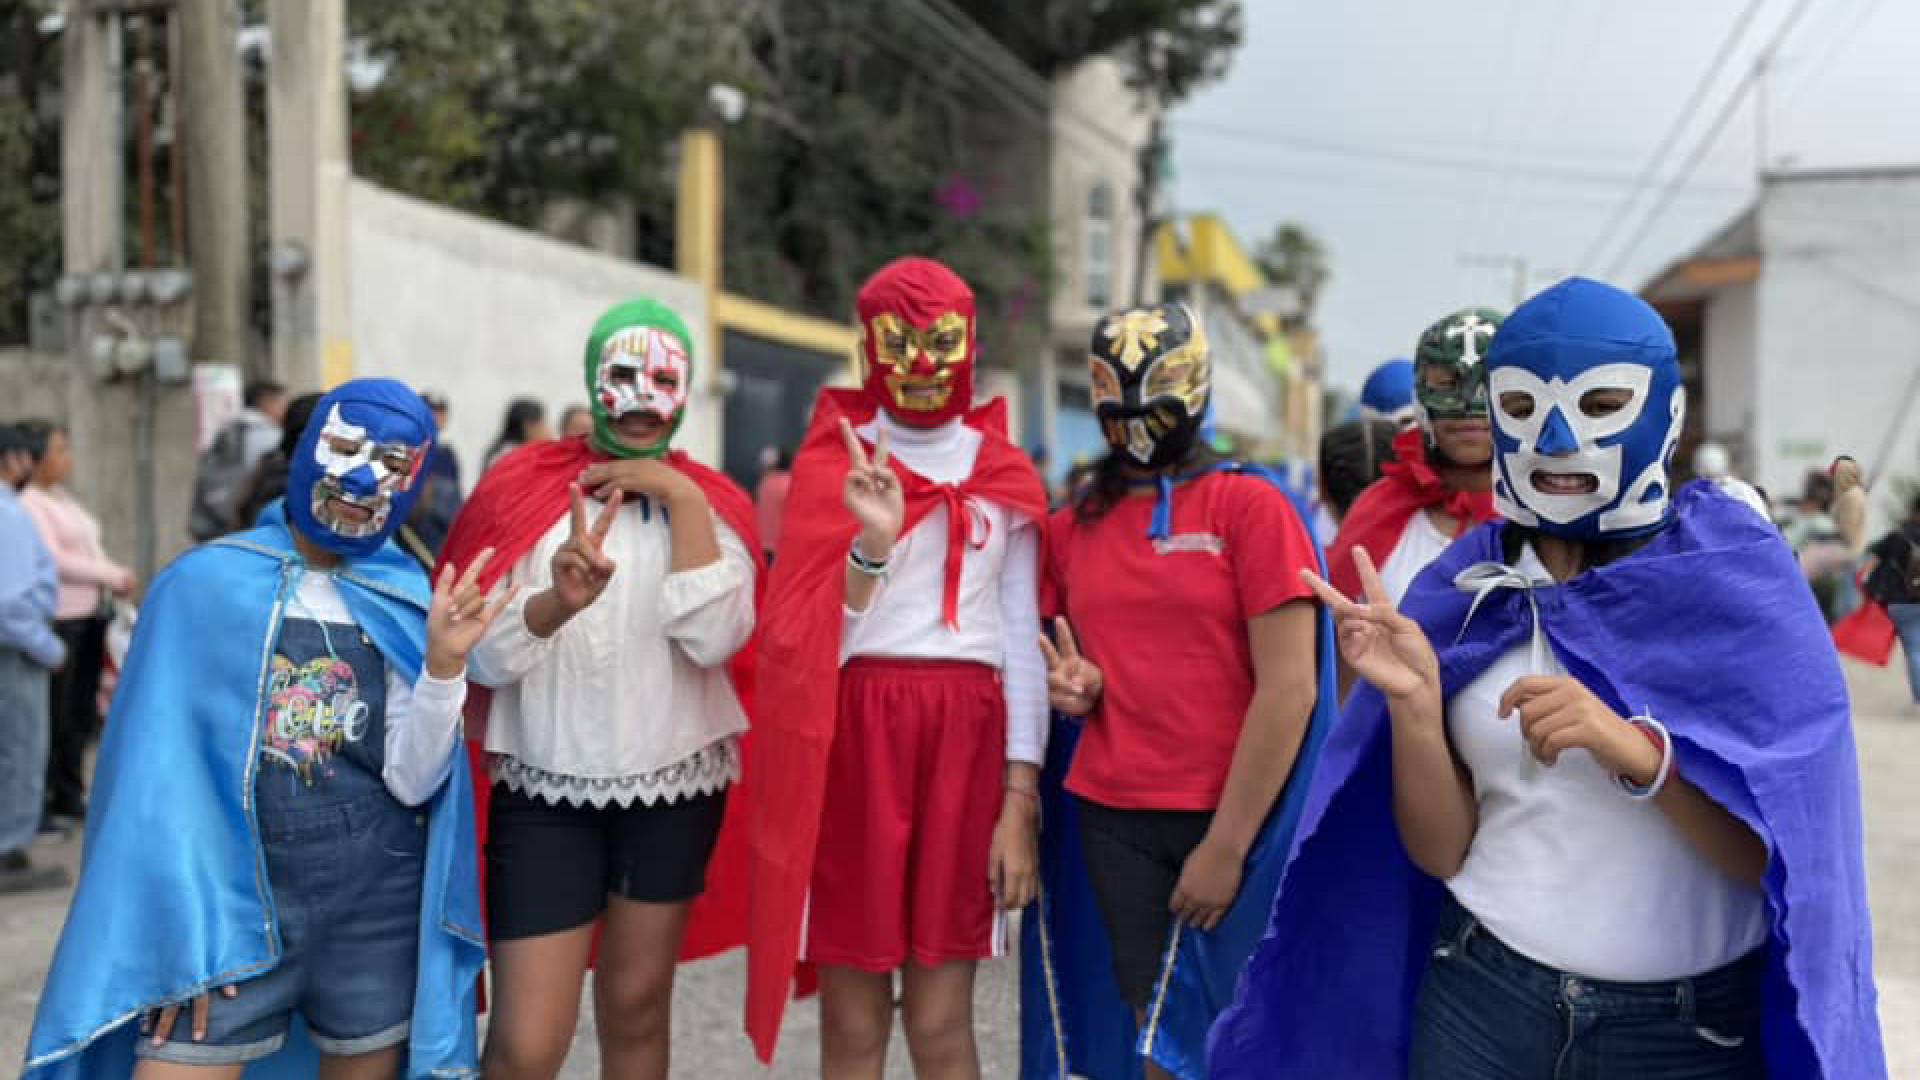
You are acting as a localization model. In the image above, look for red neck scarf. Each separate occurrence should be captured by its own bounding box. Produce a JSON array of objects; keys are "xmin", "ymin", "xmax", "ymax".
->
[{"xmin": 1326, "ymin": 426, "xmax": 1497, "ymax": 599}]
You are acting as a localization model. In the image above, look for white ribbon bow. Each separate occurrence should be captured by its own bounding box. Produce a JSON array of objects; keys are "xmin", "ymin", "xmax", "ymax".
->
[{"xmin": 1452, "ymin": 561, "xmax": 1552, "ymax": 675}]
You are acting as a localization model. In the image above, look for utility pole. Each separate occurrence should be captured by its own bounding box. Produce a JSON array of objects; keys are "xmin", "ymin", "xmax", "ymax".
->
[
  {"xmin": 1131, "ymin": 115, "xmax": 1167, "ymax": 307},
  {"xmin": 178, "ymin": 0, "xmax": 249, "ymax": 371},
  {"xmin": 62, "ymin": 4, "xmax": 124, "ymax": 277},
  {"xmin": 269, "ymin": 0, "xmax": 353, "ymax": 390}
]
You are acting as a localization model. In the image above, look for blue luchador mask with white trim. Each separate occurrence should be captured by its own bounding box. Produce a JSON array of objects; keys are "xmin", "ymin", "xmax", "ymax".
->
[
  {"xmin": 287, "ymin": 378, "xmax": 437, "ymax": 557},
  {"xmin": 1485, "ymin": 278, "xmax": 1686, "ymax": 541}
]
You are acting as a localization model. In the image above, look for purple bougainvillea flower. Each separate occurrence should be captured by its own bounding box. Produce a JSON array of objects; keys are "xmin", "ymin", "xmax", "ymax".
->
[{"xmin": 937, "ymin": 177, "xmax": 982, "ymax": 219}]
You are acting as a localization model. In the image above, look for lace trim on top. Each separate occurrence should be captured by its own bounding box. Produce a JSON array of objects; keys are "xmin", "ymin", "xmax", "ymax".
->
[{"xmin": 490, "ymin": 737, "xmax": 739, "ymax": 808}]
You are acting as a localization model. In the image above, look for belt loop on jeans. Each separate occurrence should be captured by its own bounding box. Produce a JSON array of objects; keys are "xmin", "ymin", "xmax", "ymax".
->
[
  {"xmin": 1450, "ymin": 909, "xmax": 1479, "ymax": 954},
  {"xmin": 1675, "ymin": 977, "xmax": 1696, "ymax": 1025}
]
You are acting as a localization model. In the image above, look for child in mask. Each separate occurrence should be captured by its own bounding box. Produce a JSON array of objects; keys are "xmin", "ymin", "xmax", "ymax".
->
[{"xmin": 28, "ymin": 378, "xmax": 504, "ymax": 1079}]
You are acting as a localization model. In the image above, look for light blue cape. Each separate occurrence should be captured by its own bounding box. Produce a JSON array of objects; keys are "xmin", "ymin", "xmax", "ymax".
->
[{"xmin": 25, "ymin": 509, "xmax": 484, "ymax": 1078}]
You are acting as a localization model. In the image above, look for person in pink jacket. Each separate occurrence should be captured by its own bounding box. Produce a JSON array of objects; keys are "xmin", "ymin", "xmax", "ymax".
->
[{"xmin": 16, "ymin": 421, "xmax": 133, "ymax": 827}]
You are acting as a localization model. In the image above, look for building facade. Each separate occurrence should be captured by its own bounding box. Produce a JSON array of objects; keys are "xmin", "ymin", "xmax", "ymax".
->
[
  {"xmin": 1643, "ymin": 166, "xmax": 1920, "ymax": 521},
  {"xmin": 1039, "ymin": 56, "xmax": 1161, "ymax": 483}
]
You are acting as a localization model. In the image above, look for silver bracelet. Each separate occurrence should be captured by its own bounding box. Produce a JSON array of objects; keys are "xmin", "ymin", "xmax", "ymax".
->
[
  {"xmin": 1615, "ymin": 713, "xmax": 1673, "ymax": 801},
  {"xmin": 847, "ymin": 540, "xmax": 890, "ymax": 577}
]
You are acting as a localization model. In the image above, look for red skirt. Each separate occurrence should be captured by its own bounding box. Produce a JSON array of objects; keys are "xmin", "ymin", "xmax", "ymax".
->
[{"xmin": 805, "ymin": 657, "xmax": 1007, "ymax": 971}]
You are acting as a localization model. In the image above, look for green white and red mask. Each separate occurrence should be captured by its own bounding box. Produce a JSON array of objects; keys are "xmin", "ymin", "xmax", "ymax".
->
[{"xmin": 584, "ymin": 299, "xmax": 695, "ymax": 460}]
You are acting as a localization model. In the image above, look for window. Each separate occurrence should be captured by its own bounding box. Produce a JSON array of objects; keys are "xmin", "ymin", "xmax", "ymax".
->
[{"xmin": 1085, "ymin": 182, "xmax": 1114, "ymax": 308}]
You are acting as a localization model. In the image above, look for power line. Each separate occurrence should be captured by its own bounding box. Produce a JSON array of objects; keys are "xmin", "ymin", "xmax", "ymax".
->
[
  {"xmin": 840, "ymin": 5, "xmax": 1140, "ymax": 156},
  {"xmin": 1454, "ymin": 0, "xmax": 1530, "ymax": 252},
  {"xmin": 1178, "ymin": 151, "xmax": 1738, "ymax": 211},
  {"xmin": 1781, "ymin": 0, "xmax": 1885, "ymax": 111},
  {"xmin": 1600, "ymin": 0, "xmax": 1819, "ymax": 281},
  {"xmin": 1175, "ymin": 118, "xmax": 1747, "ymax": 193},
  {"xmin": 1479, "ymin": 0, "xmax": 1574, "ymax": 252},
  {"xmin": 1577, "ymin": 0, "xmax": 1768, "ymax": 273}
]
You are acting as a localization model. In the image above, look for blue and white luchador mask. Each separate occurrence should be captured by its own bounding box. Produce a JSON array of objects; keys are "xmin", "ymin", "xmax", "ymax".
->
[
  {"xmin": 287, "ymin": 378, "xmax": 437, "ymax": 557},
  {"xmin": 1485, "ymin": 278, "xmax": 1685, "ymax": 541}
]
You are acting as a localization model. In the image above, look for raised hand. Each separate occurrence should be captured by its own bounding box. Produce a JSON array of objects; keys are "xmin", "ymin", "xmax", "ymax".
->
[
  {"xmin": 425, "ymin": 547, "xmax": 518, "ymax": 679},
  {"xmin": 1300, "ymin": 549, "xmax": 1439, "ymax": 702},
  {"xmin": 1038, "ymin": 616, "xmax": 1104, "ymax": 716},
  {"xmin": 840, "ymin": 419, "xmax": 904, "ymax": 549},
  {"xmin": 550, "ymin": 484, "xmax": 621, "ymax": 614}
]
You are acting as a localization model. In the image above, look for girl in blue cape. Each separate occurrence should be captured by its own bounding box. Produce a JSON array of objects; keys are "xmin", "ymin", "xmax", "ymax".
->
[
  {"xmin": 26, "ymin": 378, "xmax": 511, "ymax": 1080},
  {"xmin": 1210, "ymin": 279, "xmax": 1884, "ymax": 1079}
]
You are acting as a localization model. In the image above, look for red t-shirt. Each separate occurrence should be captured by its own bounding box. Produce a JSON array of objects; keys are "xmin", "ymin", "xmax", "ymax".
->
[{"xmin": 1044, "ymin": 472, "xmax": 1318, "ymax": 811}]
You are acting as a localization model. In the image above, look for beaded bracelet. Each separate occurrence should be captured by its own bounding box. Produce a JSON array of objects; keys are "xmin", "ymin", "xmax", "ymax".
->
[
  {"xmin": 1615, "ymin": 713, "xmax": 1674, "ymax": 801},
  {"xmin": 846, "ymin": 540, "xmax": 890, "ymax": 577}
]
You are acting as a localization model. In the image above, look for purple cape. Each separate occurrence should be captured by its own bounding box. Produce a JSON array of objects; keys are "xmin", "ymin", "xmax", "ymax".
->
[{"xmin": 1208, "ymin": 484, "xmax": 1885, "ymax": 1079}]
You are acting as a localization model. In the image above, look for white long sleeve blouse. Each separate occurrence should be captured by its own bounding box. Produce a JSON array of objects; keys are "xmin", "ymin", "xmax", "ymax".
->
[{"xmin": 468, "ymin": 494, "xmax": 756, "ymax": 805}]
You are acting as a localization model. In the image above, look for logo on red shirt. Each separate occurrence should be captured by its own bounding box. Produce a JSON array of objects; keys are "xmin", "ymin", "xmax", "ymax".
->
[{"xmin": 1151, "ymin": 532, "xmax": 1225, "ymax": 556}]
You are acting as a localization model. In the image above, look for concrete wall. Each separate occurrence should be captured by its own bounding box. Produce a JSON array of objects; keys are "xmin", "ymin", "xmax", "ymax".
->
[
  {"xmin": 1043, "ymin": 58, "xmax": 1158, "ymax": 463},
  {"xmin": 1700, "ymin": 280, "xmax": 1758, "ymax": 469},
  {"xmin": 1189, "ymin": 289, "xmax": 1281, "ymax": 448},
  {"xmin": 347, "ymin": 180, "xmax": 714, "ymax": 489},
  {"xmin": 1756, "ymin": 174, "xmax": 1920, "ymax": 514}
]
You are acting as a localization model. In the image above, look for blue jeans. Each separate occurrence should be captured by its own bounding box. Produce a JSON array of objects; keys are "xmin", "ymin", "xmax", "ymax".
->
[
  {"xmin": 137, "ymin": 790, "xmax": 426, "ymax": 1065},
  {"xmin": 0, "ymin": 647, "xmax": 50, "ymax": 854},
  {"xmin": 1888, "ymin": 604, "xmax": 1920, "ymax": 704},
  {"xmin": 1410, "ymin": 897, "xmax": 1765, "ymax": 1080}
]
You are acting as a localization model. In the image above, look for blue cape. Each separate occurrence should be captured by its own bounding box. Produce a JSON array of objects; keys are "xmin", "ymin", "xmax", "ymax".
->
[
  {"xmin": 1021, "ymin": 465, "xmax": 1341, "ymax": 1079},
  {"xmin": 26, "ymin": 510, "xmax": 485, "ymax": 1079},
  {"xmin": 1208, "ymin": 484, "xmax": 1884, "ymax": 1078}
]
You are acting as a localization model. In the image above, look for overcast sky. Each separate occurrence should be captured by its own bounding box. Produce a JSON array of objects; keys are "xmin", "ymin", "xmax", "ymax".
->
[{"xmin": 1168, "ymin": 0, "xmax": 1920, "ymax": 393}]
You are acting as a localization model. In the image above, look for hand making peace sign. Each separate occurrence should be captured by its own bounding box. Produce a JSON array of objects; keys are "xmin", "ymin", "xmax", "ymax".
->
[
  {"xmin": 425, "ymin": 547, "xmax": 518, "ymax": 679},
  {"xmin": 1038, "ymin": 616, "xmax": 1104, "ymax": 716},
  {"xmin": 550, "ymin": 484, "xmax": 622, "ymax": 614},
  {"xmin": 840, "ymin": 418, "xmax": 904, "ymax": 546},
  {"xmin": 1299, "ymin": 548, "xmax": 1439, "ymax": 702}
]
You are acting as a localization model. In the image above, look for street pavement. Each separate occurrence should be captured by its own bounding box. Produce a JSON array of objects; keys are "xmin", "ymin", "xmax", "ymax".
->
[{"xmin": 5, "ymin": 658, "xmax": 1917, "ymax": 1077}]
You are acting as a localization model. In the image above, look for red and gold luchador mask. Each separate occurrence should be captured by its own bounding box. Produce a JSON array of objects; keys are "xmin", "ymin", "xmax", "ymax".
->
[{"xmin": 854, "ymin": 257, "xmax": 976, "ymax": 428}]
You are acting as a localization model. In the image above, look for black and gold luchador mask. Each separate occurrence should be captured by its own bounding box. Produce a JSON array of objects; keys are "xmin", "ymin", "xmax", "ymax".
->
[{"xmin": 1089, "ymin": 303, "xmax": 1211, "ymax": 468}]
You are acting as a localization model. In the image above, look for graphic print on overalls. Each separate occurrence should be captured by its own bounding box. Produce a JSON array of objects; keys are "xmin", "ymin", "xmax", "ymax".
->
[{"xmin": 263, "ymin": 652, "xmax": 369, "ymax": 785}]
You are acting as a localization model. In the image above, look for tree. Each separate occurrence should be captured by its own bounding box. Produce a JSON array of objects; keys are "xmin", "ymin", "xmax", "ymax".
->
[
  {"xmin": 720, "ymin": 0, "xmax": 1056, "ymax": 347},
  {"xmin": 1255, "ymin": 223, "xmax": 1330, "ymax": 325},
  {"xmin": 346, "ymin": 0, "xmax": 754, "ymax": 237},
  {"xmin": 0, "ymin": 0, "xmax": 63, "ymax": 345},
  {"xmin": 951, "ymin": 0, "xmax": 1243, "ymax": 105}
]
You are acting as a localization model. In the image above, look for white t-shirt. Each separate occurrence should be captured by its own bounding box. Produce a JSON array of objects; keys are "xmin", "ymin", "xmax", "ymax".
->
[
  {"xmin": 1443, "ymin": 545, "xmax": 1768, "ymax": 982},
  {"xmin": 1379, "ymin": 508, "xmax": 1453, "ymax": 605},
  {"xmin": 287, "ymin": 572, "xmax": 467, "ymax": 807},
  {"xmin": 840, "ymin": 413, "xmax": 1048, "ymax": 765}
]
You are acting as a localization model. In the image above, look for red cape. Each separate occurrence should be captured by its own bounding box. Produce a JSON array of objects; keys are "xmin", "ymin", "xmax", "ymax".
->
[
  {"xmin": 1327, "ymin": 426, "xmax": 1498, "ymax": 600},
  {"xmin": 1834, "ymin": 599, "xmax": 1897, "ymax": 667},
  {"xmin": 744, "ymin": 390, "xmax": 1046, "ymax": 1063},
  {"xmin": 436, "ymin": 436, "xmax": 763, "ymax": 968}
]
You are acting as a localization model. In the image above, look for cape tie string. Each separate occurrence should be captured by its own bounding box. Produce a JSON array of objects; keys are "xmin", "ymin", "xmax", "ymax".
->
[
  {"xmin": 1139, "ymin": 463, "xmax": 1250, "ymax": 542},
  {"xmin": 1148, "ymin": 474, "xmax": 1177, "ymax": 541},
  {"xmin": 1452, "ymin": 561, "xmax": 1549, "ymax": 675},
  {"xmin": 937, "ymin": 484, "xmax": 992, "ymax": 630}
]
